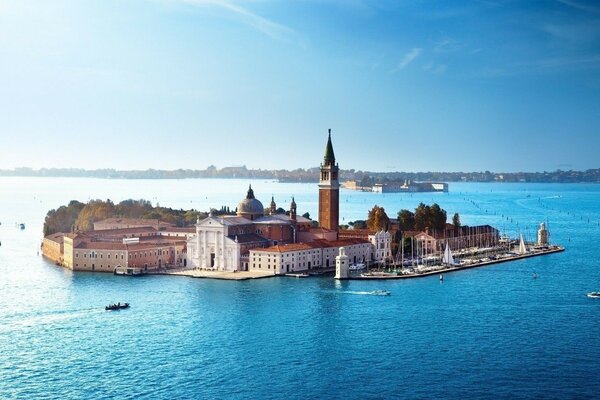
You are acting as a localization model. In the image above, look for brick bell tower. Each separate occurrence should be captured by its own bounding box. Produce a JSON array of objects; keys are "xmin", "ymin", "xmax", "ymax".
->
[{"xmin": 318, "ymin": 129, "xmax": 339, "ymax": 235}]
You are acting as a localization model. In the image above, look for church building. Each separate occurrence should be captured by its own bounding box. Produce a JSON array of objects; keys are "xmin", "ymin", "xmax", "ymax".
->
[{"xmin": 186, "ymin": 130, "xmax": 391, "ymax": 273}]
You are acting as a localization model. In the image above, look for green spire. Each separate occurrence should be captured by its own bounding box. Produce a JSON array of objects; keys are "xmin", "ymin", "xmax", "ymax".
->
[{"xmin": 324, "ymin": 129, "xmax": 335, "ymax": 163}]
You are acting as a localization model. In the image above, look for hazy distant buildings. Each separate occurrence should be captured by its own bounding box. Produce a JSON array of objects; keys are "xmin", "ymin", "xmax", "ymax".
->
[{"xmin": 371, "ymin": 180, "xmax": 448, "ymax": 193}]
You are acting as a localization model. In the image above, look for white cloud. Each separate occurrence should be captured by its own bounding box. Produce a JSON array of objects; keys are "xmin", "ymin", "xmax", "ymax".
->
[
  {"xmin": 396, "ymin": 48, "xmax": 422, "ymax": 70},
  {"xmin": 422, "ymin": 62, "xmax": 446, "ymax": 74},
  {"xmin": 175, "ymin": 0, "xmax": 296, "ymax": 41},
  {"xmin": 433, "ymin": 36, "xmax": 461, "ymax": 53}
]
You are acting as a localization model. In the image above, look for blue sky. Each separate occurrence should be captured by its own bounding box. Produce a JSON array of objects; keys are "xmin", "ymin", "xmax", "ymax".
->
[{"xmin": 0, "ymin": 0, "xmax": 599, "ymax": 172}]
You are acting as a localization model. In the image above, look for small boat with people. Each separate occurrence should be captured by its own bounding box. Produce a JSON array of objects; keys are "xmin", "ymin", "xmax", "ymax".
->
[
  {"xmin": 105, "ymin": 302, "xmax": 130, "ymax": 311},
  {"xmin": 587, "ymin": 292, "xmax": 600, "ymax": 299},
  {"xmin": 369, "ymin": 290, "xmax": 391, "ymax": 296}
]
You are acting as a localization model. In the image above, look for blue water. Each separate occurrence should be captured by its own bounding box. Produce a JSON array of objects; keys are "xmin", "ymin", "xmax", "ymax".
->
[{"xmin": 1, "ymin": 178, "xmax": 599, "ymax": 399}]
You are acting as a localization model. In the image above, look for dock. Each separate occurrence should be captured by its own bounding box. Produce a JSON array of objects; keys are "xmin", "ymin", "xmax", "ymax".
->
[{"xmin": 347, "ymin": 246, "xmax": 565, "ymax": 280}]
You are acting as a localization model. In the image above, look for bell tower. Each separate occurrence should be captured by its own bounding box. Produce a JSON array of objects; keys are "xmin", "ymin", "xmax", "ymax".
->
[{"xmin": 318, "ymin": 129, "xmax": 339, "ymax": 234}]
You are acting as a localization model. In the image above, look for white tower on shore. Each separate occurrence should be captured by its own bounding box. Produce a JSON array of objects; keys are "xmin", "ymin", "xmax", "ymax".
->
[
  {"xmin": 335, "ymin": 246, "xmax": 349, "ymax": 280},
  {"xmin": 537, "ymin": 222, "xmax": 549, "ymax": 246}
]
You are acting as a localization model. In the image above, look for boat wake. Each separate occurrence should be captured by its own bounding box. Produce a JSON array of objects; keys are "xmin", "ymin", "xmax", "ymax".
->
[
  {"xmin": 0, "ymin": 307, "xmax": 98, "ymax": 333},
  {"xmin": 338, "ymin": 290, "xmax": 391, "ymax": 296}
]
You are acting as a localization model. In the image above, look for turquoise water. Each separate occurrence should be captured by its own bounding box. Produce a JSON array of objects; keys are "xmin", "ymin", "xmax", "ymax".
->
[{"xmin": 1, "ymin": 178, "xmax": 599, "ymax": 399}]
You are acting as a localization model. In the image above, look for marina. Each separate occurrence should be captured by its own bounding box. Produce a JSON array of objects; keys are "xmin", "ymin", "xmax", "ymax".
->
[{"xmin": 353, "ymin": 245, "xmax": 564, "ymax": 280}]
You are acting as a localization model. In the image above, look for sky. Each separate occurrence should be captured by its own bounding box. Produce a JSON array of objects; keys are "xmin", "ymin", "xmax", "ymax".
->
[{"xmin": 0, "ymin": 0, "xmax": 599, "ymax": 173}]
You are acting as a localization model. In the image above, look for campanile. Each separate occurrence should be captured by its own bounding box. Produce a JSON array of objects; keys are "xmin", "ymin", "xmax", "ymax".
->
[{"xmin": 318, "ymin": 129, "xmax": 339, "ymax": 234}]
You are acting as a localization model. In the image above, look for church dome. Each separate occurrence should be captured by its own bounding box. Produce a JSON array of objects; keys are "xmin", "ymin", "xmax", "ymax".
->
[{"xmin": 237, "ymin": 185, "xmax": 264, "ymax": 220}]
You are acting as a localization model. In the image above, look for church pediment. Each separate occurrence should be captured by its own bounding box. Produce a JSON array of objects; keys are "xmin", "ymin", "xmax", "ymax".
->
[{"xmin": 197, "ymin": 216, "xmax": 226, "ymax": 229}]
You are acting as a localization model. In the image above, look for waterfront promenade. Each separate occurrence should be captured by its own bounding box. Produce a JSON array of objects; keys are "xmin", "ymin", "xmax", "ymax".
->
[
  {"xmin": 147, "ymin": 246, "xmax": 565, "ymax": 281},
  {"xmin": 153, "ymin": 268, "xmax": 275, "ymax": 280}
]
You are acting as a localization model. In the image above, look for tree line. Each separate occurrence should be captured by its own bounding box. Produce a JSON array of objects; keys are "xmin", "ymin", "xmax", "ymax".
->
[
  {"xmin": 5, "ymin": 167, "xmax": 600, "ymax": 183},
  {"xmin": 43, "ymin": 199, "xmax": 207, "ymax": 236},
  {"xmin": 347, "ymin": 202, "xmax": 460, "ymax": 233}
]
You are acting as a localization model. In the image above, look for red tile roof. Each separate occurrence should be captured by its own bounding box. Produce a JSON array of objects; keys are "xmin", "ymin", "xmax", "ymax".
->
[
  {"xmin": 252, "ymin": 242, "xmax": 323, "ymax": 253},
  {"xmin": 314, "ymin": 238, "xmax": 370, "ymax": 247},
  {"xmin": 44, "ymin": 232, "xmax": 66, "ymax": 244}
]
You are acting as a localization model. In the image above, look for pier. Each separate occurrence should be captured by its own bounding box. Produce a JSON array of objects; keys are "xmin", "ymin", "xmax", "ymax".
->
[{"xmin": 347, "ymin": 246, "xmax": 565, "ymax": 280}]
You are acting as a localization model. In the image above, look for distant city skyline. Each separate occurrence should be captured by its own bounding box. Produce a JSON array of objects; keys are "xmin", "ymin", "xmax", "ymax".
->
[{"xmin": 1, "ymin": 0, "xmax": 599, "ymax": 172}]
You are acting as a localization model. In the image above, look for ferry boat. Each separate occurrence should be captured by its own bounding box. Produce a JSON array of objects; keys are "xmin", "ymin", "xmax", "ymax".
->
[
  {"xmin": 105, "ymin": 302, "xmax": 130, "ymax": 311},
  {"xmin": 587, "ymin": 292, "xmax": 600, "ymax": 299}
]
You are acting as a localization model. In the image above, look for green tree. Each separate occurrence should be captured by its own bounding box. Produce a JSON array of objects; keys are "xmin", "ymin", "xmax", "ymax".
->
[
  {"xmin": 452, "ymin": 212, "xmax": 461, "ymax": 229},
  {"xmin": 430, "ymin": 203, "xmax": 447, "ymax": 230},
  {"xmin": 74, "ymin": 199, "xmax": 115, "ymax": 231},
  {"xmin": 397, "ymin": 209, "xmax": 415, "ymax": 231},
  {"xmin": 414, "ymin": 203, "xmax": 430, "ymax": 231},
  {"xmin": 414, "ymin": 202, "xmax": 446, "ymax": 231},
  {"xmin": 116, "ymin": 199, "xmax": 152, "ymax": 218},
  {"xmin": 367, "ymin": 205, "xmax": 390, "ymax": 231},
  {"xmin": 349, "ymin": 220, "xmax": 367, "ymax": 229},
  {"xmin": 302, "ymin": 212, "xmax": 311, "ymax": 219},
  {"xmin": 43, "ymin": 200, "xmax": 85, "ymax": 235}
]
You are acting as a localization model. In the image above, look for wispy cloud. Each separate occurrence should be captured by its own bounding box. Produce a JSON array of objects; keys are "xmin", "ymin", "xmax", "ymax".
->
[
  {"xmin": 395, "ymin": 48, "xmax": 422, "ymax": 70},
  {"xmin": 422, "ymin": 62, "xmax": 447, "ymax": 75},
  {"xmin": 555, "ymin": 0, "xmax": 600, "ymax": 14},
  {"xmin": 433, "ymin": 35, "xmax": 462, "ymax": 53},
  {"xmin": 176, "ymin": 0, "xmax": 296, "ymax": 41}
]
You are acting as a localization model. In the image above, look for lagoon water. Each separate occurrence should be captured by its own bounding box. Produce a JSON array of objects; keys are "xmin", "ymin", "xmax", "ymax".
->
[{"xmin": 1, "ymin": 177, "xmax": 599, "ymax": 399}]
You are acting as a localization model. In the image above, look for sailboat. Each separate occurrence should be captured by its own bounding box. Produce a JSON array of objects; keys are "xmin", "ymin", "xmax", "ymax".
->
[
  {"xmin": 442, "ymin": 241, "xmax": 456, "ymax": 266},
  {"xmin": 518, "ymin": 233, "xmax": 528, "ymax": 254}
]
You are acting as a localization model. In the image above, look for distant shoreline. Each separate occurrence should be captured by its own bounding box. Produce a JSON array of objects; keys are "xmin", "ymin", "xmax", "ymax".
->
[{"xmin": 1, "ymin": 167, "xmax": 599, "ymax": 183}]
